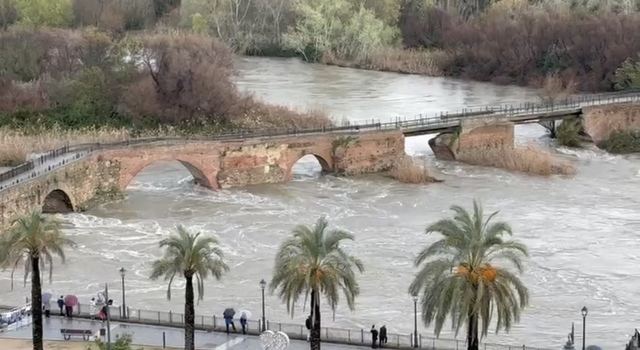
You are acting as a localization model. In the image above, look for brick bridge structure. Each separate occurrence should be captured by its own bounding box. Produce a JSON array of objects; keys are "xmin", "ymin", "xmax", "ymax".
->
[
  {"xmin": 1, "ymin": 93, "xmax": 640, "ymax": 230},
  {"xmin": 0, "ymin": 131, "xmax": 404, "ymax": 229}
]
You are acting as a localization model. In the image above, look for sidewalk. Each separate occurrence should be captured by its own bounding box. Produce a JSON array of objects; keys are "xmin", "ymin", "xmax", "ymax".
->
[{"xmin": 0, "ymin": 316, "xmax": 371, "ymax": 350}]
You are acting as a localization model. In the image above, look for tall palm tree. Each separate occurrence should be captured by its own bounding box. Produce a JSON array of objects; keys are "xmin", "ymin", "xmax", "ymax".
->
[
  {"xmin": 270, "ymin": 217, "xmax": 364, "ymax": 350},
  {"xmin": 409, "ymin": 201, "xmax": 529, "ymax": 350},
  {"xmin": 0, "ymin": 212, "xmax": 74, "ymax": 350},
  {"xmin": 149, "ymin": 225, "xmax": 228, "ymax": 350}
]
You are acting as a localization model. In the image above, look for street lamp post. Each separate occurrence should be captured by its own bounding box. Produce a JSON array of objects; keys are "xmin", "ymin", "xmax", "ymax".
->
[
  {"xmin": 260, "ymin": 279, "xmax": 267, "ymax": 332},
  {"xmin": 581, "ymin": 306, "xmax": 588, "ymax": 350},
  {"xmin": 413, "ymin": 294, "xmax": 419, "ymax": 348},
  {"xmin": 119, "ymin": 267, "xmax": 127, "ymax": 319}
]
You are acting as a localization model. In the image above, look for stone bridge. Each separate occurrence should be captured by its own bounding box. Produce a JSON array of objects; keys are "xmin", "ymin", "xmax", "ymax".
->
[{"xmin": 0, "ymin": 131, "xmax": 404, "ymax": 229}]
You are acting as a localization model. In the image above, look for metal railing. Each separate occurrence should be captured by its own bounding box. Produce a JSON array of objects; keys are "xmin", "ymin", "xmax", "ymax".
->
[
  {"xmin": 1, "ymin": 91, "xmax": 639, "ymax": 193},
  {"xmin": 56, "ymin": 303, "xmax": 553, "ymax": 350}
]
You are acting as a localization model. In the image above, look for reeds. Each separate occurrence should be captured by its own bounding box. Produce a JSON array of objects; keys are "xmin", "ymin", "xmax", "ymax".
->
[
  {"xmin": 321, "ymin": 48, "xmax": 450, "ymax": 76},
  {"xmin": 458, "ymin": 145, "xmax": 576, "ymax": 176},
  {"xmin": 0, "ymin": 127, "xmax": 131, "ymax": 166},
  {"xmin": 389, "ymin": 156, "xmax": 439, "ymax": 184}
]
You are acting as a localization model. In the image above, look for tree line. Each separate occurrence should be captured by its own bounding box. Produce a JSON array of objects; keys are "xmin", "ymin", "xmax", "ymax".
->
[{"xmin": 0, "ymin": 201, "xmax": 529, "ymax": 350}]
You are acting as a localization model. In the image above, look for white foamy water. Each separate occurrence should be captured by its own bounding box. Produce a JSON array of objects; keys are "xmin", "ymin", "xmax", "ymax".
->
[{"xmin": 1, "ymin": 57, "xmax": 639, "ymax": 349}]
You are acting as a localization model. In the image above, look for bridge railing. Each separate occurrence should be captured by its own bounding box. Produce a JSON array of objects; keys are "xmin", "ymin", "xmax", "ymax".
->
[
  {"xmin": 61, "ymin": 303, "xmax": 552, "ymax": 350},
  {"xmin": 1, "ymin": 91, "xmax": 639, "ymax": 192}
]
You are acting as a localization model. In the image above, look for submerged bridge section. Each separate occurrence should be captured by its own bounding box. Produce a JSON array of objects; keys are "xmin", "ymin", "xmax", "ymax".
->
[{"xmin": 0, "ymin": 91, "xmax": 639, "ymax": 229}]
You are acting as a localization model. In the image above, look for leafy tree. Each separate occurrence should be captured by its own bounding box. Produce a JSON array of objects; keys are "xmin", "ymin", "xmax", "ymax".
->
[
  {"xmin": 409, "ymin": 201, "xmax": 529, "ymax": 350},
  {"xmin": 89, "ymin": 334, "xmax": 142, "ymax": 350},
  {"xmin": 284, "ymin": 0, "xmax": 396, "ymax": 62},
  {"xmin": 0, "ymin": 212, "xmax": 75, "ymax": 350},
  {"xmin": 614, "ymin": 55, "xmax": 640, "ymax": 90},
  {"xmin": 16, "ymin": 0, "xmax": 73, "ymax": 27},
  {"xmin": 149, "ymin": 226, "xmax": 228, "ymax": 350},
  {"xmin": 270, "ymin": 217, "xmax": 364, "ymax": 350}
]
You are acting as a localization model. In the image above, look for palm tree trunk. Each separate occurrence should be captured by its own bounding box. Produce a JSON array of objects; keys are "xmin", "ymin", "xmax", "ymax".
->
[
  {"xmin": 310, "ymin": 289, "xmax": 321, "ymax": 350},
  {"xmin": 184, "ymin": 275, "xmax": 195, "ymax": 350},
  {"xmin": 31, "ymin": 256, "xmax": 43, "ymax": 350},
  {"xmin": 467, "ymin": 311, "xmax": 479, "ymax": 350}
]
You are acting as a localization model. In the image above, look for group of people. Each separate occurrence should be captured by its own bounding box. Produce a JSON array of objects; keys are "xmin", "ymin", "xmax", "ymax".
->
[
  {"xmin": 370, "ymin": 325, "xmax": 388, "ymax": 348},
  {"xmin": 49, "ymin": 296, "xmax": 73, "ymax": 318},
  {"xmin": 223, "ymin": 311, "xmax": 249, "ymax": 334}
]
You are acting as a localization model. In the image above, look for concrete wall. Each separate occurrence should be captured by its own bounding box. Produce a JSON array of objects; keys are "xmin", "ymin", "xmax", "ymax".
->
[
  {"xmin": 0, "ymin": 131, "xmax": 405, "ymax": 229},
  {"xmin": 582, "ymin": 103, "xmax": 640, "ymax": 144}
]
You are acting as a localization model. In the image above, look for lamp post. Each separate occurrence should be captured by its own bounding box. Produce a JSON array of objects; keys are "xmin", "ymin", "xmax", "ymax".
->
[
  {"xmin": 413, "ymin": 294, "xmax": 419, "ymax": 348},
  {"xmin": 260, "ymin": 279, "xmax": 267, "ymax": 332},
  {"xmin": 581, "ymin": 306, "xmax": 588, "ymax": 350},
  {"xmin": 119, "ymin": 267, "xmax": 126, "ymax": 319}
]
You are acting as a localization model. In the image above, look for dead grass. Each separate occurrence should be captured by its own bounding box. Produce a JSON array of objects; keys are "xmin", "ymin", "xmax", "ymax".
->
[
  {"xmin": 389, "ymin": 156, "xmax": 440, "ymax": 184},
  {"xmin": 458, "ymin": 145, "xmax": 576, "ymax": 176},
  {"xmin": 0, "ymin": 127, "xmax": 131, "ymax": 166},
  {"xmin": 231, "ymin": 97, "xmax": 333, "ymax": 130},
  {"xmin": 321, "ymin": 48, "xmax": 450, "ymax": 76}
]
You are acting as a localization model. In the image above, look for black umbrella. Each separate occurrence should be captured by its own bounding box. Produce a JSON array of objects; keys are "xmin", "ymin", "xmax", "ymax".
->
[{"xmin": 223, "ymin": 308, "xmax": 235, "ymax": 319}]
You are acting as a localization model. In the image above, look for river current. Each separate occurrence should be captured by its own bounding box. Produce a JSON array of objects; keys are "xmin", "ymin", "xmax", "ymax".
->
[{"xmin": 1, "ymin": 57, "xmax": 639, "ymax": 348}]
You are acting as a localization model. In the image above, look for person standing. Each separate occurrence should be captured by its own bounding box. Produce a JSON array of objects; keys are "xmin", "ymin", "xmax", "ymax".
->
[
  {"xmin": 89, "ymin": 297, "xmax": 97, "ymax": 320},
  {"xmin": 370, "ymin": 325, "xmax": 378, "ymax": 349},
  {"xmin": 57, "ymin": 296, "xmax": 64, "ymax": 316},
  {"xmin": 224, "ymin": 312, "xmax": 236, "ymax": 333},
  {"xmin": 305, "ymin": 315, "xmax": 312, "ymax": 342},
  {"xmin": 240, "ymin": 312, "xmax": 248, "ymax": 334},
  {"xmin": 65, "ymin": 301, "xmax": 73, "ymax": 318},
  {"xmin": 43, "ymin": 301, "xmax": 50, "ymax": 319},
  {"xmin": 379, "ymin": 325, "xmax": 387, "ymax": 348}
]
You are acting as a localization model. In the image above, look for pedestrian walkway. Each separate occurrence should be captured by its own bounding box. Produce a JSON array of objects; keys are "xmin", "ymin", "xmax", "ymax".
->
[{"xmin": 0, "ymin": 316, "xmax": 369, "ymax": 350}]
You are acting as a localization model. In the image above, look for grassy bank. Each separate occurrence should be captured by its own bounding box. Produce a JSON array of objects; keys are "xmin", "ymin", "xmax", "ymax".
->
[{"xmin": 599, "ymin": 131, "xmax": 640, "ymax": 154}]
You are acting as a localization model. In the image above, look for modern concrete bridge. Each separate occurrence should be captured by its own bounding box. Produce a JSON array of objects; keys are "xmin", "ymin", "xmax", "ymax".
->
[{"xmin": 0, "ymin": 91, "xmax": 639, "ymax": 229}]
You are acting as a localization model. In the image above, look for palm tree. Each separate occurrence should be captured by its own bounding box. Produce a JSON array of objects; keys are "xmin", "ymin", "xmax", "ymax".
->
[
  {"xmin": 149, "ymin": 225, "xmax": 228, "ymax": 350},
  {"xmin": 409, "ymin": 201, "xmax": 529, "ymax": 350},
  {"xmin": 270, "ymin": 217, "xmax": 364, "ymax": 350},
  {"xmin": 0, "ymin": 212, "xmax": 74, "ymax": 350}
]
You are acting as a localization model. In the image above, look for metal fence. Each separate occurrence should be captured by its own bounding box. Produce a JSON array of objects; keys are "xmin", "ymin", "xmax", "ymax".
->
[
  {"xmin": 61, "ymin": 303, "xmax": 552, "ymax": 350},
  {"xmin": 1, "ymin": 91, "xmax": 639, "ymax": 193}
]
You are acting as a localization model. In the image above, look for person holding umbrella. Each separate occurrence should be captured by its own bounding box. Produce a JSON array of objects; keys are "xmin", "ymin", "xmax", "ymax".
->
[
  {"xmin": 42, "ymin": 293, "xmax": 52, "ymax": 319},
  {"xmin": 240, "ymin": 312, "xmax": 248, "ymax": 334},
  {"xmin": 223, "ymin": 308, "xmax": 236, "ymax": 334},
  {"xmin": 64, "ymin": 295, "xmax": 78, "ymax": 318}
]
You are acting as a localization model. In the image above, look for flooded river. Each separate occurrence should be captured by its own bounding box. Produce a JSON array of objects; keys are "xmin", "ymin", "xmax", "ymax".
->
[{"xmin": 1, "ymin": 57, "xmax": 639, "ymax": 348}]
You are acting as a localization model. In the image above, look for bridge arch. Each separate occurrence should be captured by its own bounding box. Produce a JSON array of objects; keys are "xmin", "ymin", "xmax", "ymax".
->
[
  {"xmin": 119, "ymin": 158, "xmax": 218, "ymax": 190},
  {"xmin": 42, "ymin": 189, "xmax": 74, "ymax": 214},
  {"xmin": 287, "ymin": 153, "xmax": 332, "ymax": 180}
]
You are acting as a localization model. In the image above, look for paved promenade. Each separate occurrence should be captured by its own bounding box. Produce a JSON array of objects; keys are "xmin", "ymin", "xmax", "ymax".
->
[{"xmin": 0, "ymin": 316, "xmax": 369, "ymax": 350}]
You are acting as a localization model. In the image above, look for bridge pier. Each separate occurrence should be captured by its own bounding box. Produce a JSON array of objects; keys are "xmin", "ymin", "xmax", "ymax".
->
[{"xmin": 429, "ymin": 119, "xmax": 515, "ymax": 160}]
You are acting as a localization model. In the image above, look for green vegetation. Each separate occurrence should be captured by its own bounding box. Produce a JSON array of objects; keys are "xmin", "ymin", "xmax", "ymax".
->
[
  {"xmin": 270, "ymin": 217, "xmax": 364, "ymax": 350},
  {"xmin": 556, "ymin": 119, "xmax": 583, "ymax": 148},
  {"xmin": 614, "ymin": 55, "xmax": 640, "ymax": 91},
  {"xmin": 598, "ymin": 131, "xmax": 640, "ymax": 154},
  {"xmin": 149, "ymin": 226, "xmax": 229, "ymax": 350},
  {"xmin": 0, "ymin": 212, "xmax": 75, "ymax": 350},
  {"xmin": 89, "ymin": 334, "xmax": 142, "ymax": 350},
  {"xmin": 409, "ymin": 201, "xmax": 529, "ymax": 350}
]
